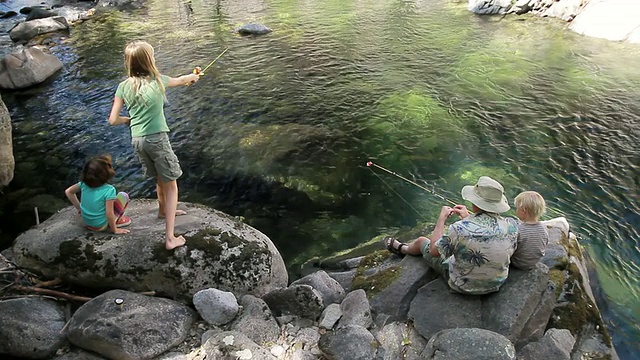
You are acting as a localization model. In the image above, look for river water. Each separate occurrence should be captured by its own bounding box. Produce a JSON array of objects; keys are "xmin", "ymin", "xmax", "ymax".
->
[{"xmin": 0, "ymin": 0, "xmax": 638, "ymax": 358}]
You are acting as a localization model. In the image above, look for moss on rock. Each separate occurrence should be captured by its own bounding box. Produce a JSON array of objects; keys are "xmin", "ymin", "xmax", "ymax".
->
[
  {"xmin": 55, "ymin": 238, "xmax": 103, "ymax": 273},
  {"xmin": 560, "ymin": 233, "xmax": 583, "ymax": 261},
  {"xmin": 182, "ymin": 227, "xmax": 224, "ymax": 258},
  {"xmin": 351, "ymin": 250, "xmax": 401, "ymax": 298},
  {"xmin": 548, "ymin": 268, "xmax": 566, "ymax": 299},
  {"xmin": 548, "ymin": 262, "xmax": 612, "ymax": 351}
]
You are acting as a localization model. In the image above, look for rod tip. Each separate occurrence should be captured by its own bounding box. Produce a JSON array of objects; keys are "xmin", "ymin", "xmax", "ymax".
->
[{"xmin": 366, "ymin": 161, "xmax": 373, "ymax": 167}]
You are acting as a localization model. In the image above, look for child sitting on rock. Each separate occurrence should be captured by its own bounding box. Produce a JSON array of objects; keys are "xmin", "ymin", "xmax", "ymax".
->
[
  {"xmin": 511, "ymin": 191, "xmax": 549, "ymax": 270},
  {"xmin": 64, "ymin": 154, "xmax": 131, "ymax": 234}
]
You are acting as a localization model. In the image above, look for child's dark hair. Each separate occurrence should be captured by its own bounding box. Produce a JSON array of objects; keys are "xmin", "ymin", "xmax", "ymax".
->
[{"xmin": 81, "ymin": 155, "xmax": 115, "ymax": 188}]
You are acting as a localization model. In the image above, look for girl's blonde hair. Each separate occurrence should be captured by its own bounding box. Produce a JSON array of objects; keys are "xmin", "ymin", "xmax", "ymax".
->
[
  {"xmin": 514, "ymin": 191, "xmax": 546, "ymax": 219},
  {"xmin": 124, "ymin": 41, "xmax": 165, "ymax": 106}
]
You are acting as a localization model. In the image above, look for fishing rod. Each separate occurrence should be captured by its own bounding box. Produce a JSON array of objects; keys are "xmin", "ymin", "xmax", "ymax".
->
[
  {"xmin": 366, "ymin": 161, "xmax": 458, "ymax": 207},
  {"xmin": 193, "ymin": 47, "xmax": 229, "ymax": 76}
]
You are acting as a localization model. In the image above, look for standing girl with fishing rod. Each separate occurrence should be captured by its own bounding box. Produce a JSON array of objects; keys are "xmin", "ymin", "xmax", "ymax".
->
[{"xmin": 108, "ymin": 40, "xmax": 210, "ymax": 250}]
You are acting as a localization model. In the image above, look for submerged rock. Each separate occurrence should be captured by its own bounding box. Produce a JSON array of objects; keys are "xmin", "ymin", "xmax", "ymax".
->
[
  {"xmin": 236, "ymin": 23, "xmax": 272, "ymax": 35},
  {"xmin": 24, "ymin": 7, "xmax": 57, "ymax": 21}
]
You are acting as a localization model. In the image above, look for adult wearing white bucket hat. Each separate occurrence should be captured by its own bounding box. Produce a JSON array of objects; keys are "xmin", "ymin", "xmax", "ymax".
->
[
  {"xmin": 384, "ymin": 176, "xmax": 519, "ymax": 295},
  {"xmin": 461, "ymin": 176, "xmax": 510, "ymax": 213}
]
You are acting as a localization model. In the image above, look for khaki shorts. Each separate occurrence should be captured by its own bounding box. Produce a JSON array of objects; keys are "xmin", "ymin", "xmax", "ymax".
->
[
  {"xmin": 132, "ymin": 132, "xmax": 183, "ymax": 183},
  {"xmin": 420, "ymin": 239, "xmax": 449, "ymax": 277}
]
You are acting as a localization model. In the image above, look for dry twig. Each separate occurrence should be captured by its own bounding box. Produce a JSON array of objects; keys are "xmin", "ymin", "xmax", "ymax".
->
[
  {"xmin": 34, "ymin": 278, "xmax": 63, "ymax": 288},
  {"xmin": 12, "ymin": 285, "xmax": 92, "ymax": 302}
]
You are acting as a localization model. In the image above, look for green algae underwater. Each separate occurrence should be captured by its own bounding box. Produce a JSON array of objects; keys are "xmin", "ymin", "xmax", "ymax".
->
[{"xmin": 0, "ymin": 0, "xmax": 638, "ymax": 357}]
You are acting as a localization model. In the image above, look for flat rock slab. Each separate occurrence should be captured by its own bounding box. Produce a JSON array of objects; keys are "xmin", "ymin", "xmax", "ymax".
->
[{"xmin": 569, "ymin": 0, "xmax": 640, "ymax": 43}]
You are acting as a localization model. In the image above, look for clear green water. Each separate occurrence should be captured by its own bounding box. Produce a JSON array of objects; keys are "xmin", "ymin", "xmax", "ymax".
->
[{"xmin": 1, "ymin": 0, "xmax": 639, "ymax": 357}]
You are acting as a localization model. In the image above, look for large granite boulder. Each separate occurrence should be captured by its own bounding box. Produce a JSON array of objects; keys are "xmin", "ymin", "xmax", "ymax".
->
[
  {"xmin": 569, "ymin": 0, "xmax": 640, "ymax": 43},
  {"xmin": 367, "ymin": 254, "xmax": 436, "ymax": 321},
  {"xmin": 542, "ymin": 0, "xmax": 584, "ymax": 21},
  {"xmin": 518, "ymin": 328, "xmax": 575, "ymax": 360},
  {"xmin": 408, "ymin": 253, "xmax": 553, "ymax": 345},
  {"xmin": 0, "ymin": 47, "xmax": 63, "ymax": 90},
  {"xmin": 0, "ymin": 96, "xmax": 13, "ymax": 187},
  {"xmin": 421, "ymin": 328, "xmax": 516, "ymax": 360},
  {"xmin": 67, "ymin": 289, "xmax": 195, "ymax": 360},
  {"xmin": 9, "ymin": 16, "xmax": 69, "ymax": 43},
  {"xmin": 0, "ymin": 297, "xmax": 67, "ymax": 359},
  {"xmin": 11, "ymin": 199, "xmax": 288, "ymax": 301}
]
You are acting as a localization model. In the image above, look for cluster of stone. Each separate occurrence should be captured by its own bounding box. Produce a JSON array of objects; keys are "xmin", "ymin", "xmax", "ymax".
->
[
  {"xmin": 0, "ymin": 200, "xmax": 618, "ymax": 359},
  {"xmin": 468, "ymin": 0, "xmax": 640, "ymax": 43}
]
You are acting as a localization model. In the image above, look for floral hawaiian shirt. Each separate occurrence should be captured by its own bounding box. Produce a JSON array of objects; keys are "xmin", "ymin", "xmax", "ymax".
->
[{"xmin": 435, "ymin": 212, "xmax": 519, "ymax": 295}]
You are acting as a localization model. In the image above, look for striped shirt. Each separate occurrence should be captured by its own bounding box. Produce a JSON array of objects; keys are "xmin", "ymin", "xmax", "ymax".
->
[{"xmin": 511, "ymin": 222, "xmax": 549, "ymax": 270}]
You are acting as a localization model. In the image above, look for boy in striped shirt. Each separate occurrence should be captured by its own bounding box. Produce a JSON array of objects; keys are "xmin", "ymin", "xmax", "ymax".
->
[{"xmin": 511, "ymin": 191, "xmax": 549, "ymax": 270}]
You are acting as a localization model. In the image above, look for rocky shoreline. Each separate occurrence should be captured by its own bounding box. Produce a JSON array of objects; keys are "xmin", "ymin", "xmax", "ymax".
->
[
  {"xmin": 0, "ymin": 1, "xmax": 631, "ymax": 359},
  {"xmin": 469, "ymin": 0, "xmax": 640, "ymax": 44},
  {"xmin": 0, "ymin": 200, "xmax": 619, "ymax": 360},
  {"xmin": 1, "ymin": 0, "xmax": 639, "ymax": 189}
]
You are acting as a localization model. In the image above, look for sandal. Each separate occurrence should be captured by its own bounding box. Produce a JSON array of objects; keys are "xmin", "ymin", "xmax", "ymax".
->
[
  {"xmin": 383, "ymin": 236, "xmax": 407, "ymax": 256},
  {"xmin": 116, "ymin": 215, "xmax": 132, "ymax": 227}
]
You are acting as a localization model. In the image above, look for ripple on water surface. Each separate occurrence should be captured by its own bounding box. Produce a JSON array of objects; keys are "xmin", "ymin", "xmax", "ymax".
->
[{"xmin": 0, "ymin": 0, "xmax": 639, "ymax": 358}]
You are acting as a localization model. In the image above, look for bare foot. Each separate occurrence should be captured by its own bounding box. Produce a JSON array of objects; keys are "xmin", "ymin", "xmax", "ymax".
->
[
  {"xmin": 158, "ymin": 209, "xmax": 187, "ymax": 219},
  {"xmin": 165, "ymin": 235, "xmax": 186, "ymax": 250}
]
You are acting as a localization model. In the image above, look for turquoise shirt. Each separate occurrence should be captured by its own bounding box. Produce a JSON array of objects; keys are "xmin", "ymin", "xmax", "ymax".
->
[
  {"xmin": 79, "ymin": 182, "xmax": 117, "ymax": 228},
  {"xmin": 115, "ymin": 75, "xmax": 170, "ymax": 137}
]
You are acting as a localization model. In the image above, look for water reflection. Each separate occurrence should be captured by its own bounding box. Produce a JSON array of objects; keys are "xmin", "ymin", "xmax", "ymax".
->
[{"xmin": 0, "ymin": 0, "xmax": 638, "ymax": 357}]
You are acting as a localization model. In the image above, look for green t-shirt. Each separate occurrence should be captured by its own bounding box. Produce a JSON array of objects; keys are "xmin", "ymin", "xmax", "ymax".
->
[
  {"xmin": 79, "ymin": 182, "xmax": 117, "ymax": 228},
  {"xmin": 115, "ymin": 75, "xmax": 170, "ymax": 137}
]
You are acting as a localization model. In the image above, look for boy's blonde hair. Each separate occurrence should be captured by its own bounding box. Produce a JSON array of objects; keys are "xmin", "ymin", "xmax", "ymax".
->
[
  {"xmin": 124, "ymin": 40, "xmax": 165, "ymax": 106},
  {"xmin": 514, "ymin": 191, "xmax": 546, "ymax": 219}
]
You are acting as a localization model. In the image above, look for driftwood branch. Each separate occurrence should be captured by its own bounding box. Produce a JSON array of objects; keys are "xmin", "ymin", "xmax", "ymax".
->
[
  {"xmin": 12, "ymin": 285, "xmax": 92, "ymax": 302},
  {"xmin": 34, "ymin": 278, "xmax": 63, "ymax": 288}
]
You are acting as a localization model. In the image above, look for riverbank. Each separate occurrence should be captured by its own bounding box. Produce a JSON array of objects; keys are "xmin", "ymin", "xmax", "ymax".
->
[
  {"xmin": 469, "ymin": 0, "xmax": 640, "ymax": 44},
  {"xmin": 0, "ymin": 0, "xmax": 639, "ymax": 358},
  {"xmin": 0, "ymin": 201, "xmax": 619, "ymax": 359}
]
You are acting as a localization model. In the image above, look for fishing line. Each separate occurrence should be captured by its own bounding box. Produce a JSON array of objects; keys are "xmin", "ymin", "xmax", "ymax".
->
[
  {"xmin": 366, "ymin": 161, "xmax": 458, "ymax": 207},
  {"xmin": 367, "ymin": 166, "xmax": 425, "ymax": 219}
]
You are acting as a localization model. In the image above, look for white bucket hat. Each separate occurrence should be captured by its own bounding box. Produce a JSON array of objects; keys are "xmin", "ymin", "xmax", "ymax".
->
[{"xmin": 461, "ymin": 176, "xmax": 510, "ymax": 213}]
